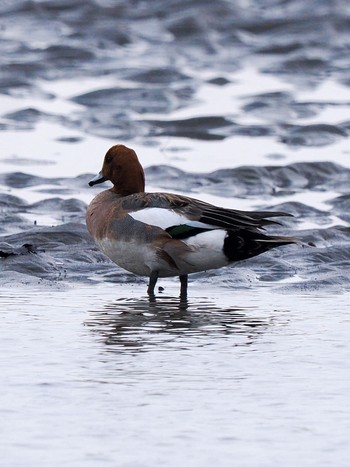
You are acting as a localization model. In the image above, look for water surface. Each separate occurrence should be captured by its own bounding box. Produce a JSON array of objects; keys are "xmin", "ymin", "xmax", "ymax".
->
[{"xmin": 1, "ymin": 286, "xmax": 350, "ymax": 466}]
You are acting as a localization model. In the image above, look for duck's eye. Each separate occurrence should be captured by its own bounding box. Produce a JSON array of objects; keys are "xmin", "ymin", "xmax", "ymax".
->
[{"xmin": 105, "ymin": 155, "xmax": 113, "ymax": 163}]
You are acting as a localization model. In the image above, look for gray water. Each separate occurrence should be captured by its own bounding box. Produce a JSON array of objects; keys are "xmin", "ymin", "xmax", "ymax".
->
[{"xmin": 1, "ymin": 0, "xmax": 350, "ymax": 465}]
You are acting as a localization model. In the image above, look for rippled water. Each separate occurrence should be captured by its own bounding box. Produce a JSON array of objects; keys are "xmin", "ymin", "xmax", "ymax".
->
[{"xmin": 1, "ymin": 0, "xmax": 350, "ymax": 465}]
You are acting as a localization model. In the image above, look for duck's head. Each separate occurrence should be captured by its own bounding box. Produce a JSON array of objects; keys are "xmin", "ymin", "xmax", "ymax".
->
[{"xmin": 89, "ymin": 144, "xmax": 145, "ymax": 196}]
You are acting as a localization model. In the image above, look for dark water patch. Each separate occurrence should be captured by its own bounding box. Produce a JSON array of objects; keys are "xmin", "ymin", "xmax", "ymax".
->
[
  {"xmin": 256, "ymin": 42, "xmax": 302, "ymax": 55},
  {"xmin": 71, "ymin": 87, "xmax": 192, "ymax": 114},
  {"xmin": 1, "ymin": 61, "xmax": 48, "ymax": 80},
  {"xmin": 241, "ymin": 91, "xmax": 322, "ymax": 121},
  {"xmin": 126, "ymin": 68, "xmax": 191, "ymax": 84},
  {"xmin": 4, "ymin": 108, "xmax": 47, "ymax": 123},
  {"xmin": 232, "ymin": 125, "xmax": 274, "ymax": 138},
  {"xmin": 0, "ymin": 172, "xmax": 59, "ymax": 189},
  {"xmin": 3, "ymin": 107, "xmax": 69, "ymax": 133},
  {"xmin": 0, "ymin": 74, "xmax": 54, "ymax": 99},
  {"xmin": 207, "ymin": 77, "xmax": 231, "ymax": 86},
  {"xmin": 146, "ymin": 116, "xmax": 235, "ymax": 140},
  {"xmin": 0, "ymin": 76, "xmax": 31, "ymax": 94},
  {"xmin": 142, "ymin": 114, "xmax": 348, "ymax": 145},
  {"xmin": 280, "ymin": 124, "xmax": 348, "ymax": 147},
  {"xmin": 56, "ymin": 136, "xmax": 83, "ymax": 143},
  {"xmin": 339, "ymin": 120, "xmax": 350, "ymax": 133},
  {"xmin": 327, "ymin": 194, "xmax": 350, "ymax": 223},
  {"xmin": 271, "ymin": 57, "xmax": 329, "ymax": 77},
  {"xmin": 0, "ymin": 172, "xmax": 93, "ymax": 193},
  {"xmin": 63, "ymin": 111, "xmax": 149, "ymax": 141},
  {"xmin": 2, "ymin": 107, "xmax": 54, "ymax": 132},
  {"xmin": 43, "ymin": 44, "xmax": 95, "ymax": 65}
]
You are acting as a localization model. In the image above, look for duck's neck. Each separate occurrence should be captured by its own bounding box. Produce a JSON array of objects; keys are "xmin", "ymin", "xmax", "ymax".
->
[{"xmin": 111, "ymin": 169, "xmax": 145, "ymax": 196}]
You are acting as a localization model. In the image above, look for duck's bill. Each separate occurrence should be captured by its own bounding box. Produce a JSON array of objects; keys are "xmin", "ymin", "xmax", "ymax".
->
[{"xmin": 88, "ymin": 172, "xmax": 107, "ymax": 187}]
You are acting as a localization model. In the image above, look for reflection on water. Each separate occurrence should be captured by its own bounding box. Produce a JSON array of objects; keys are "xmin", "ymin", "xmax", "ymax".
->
[{"xmin": 85, "ymin": 295, "xmax": 270, "ymax": 352}]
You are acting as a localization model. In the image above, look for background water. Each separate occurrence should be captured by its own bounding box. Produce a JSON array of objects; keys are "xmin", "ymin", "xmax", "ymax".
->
[{"xmin": 1, "ymin": 1, "xmax": 350, "ymax": 465}]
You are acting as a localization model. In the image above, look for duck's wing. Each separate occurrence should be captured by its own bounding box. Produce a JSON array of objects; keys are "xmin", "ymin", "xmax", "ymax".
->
[{"xmin": 122, "ymin": 192, "xmax": 292, "ymax": 239}]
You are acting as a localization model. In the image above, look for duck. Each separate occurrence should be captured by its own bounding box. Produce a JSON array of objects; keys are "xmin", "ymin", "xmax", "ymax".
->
[{"xmin": 86, "ymin": 144, "xmax": 295, "ymax": 297}]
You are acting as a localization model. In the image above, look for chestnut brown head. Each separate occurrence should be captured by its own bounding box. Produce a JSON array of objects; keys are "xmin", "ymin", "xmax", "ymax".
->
[{"xmin": 89, "ymin": 144, "xmax": 145, "ymax": 196}]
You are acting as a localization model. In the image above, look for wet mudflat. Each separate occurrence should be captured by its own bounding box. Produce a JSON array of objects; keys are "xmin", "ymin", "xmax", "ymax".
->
[{"xmin": 1, "ymin": 0, "xmax": 350, "ymax": 465}]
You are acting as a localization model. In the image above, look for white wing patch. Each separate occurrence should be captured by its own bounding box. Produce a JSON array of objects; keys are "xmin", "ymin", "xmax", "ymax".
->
[{"xmin": 129, "ymin": 207, "xmax": 216, "ymax": 230}]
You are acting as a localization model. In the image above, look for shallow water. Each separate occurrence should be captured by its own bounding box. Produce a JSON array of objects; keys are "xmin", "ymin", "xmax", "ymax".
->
[
  {"xmin": 1, "ymin": 0, "xmax": 350, "ymax": 465},
  {"xmin": 1, "ymin": 285, "xmax": 350, "ymax": 466}
]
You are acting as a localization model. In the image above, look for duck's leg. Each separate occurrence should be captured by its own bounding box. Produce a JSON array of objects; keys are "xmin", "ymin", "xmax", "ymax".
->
[
  {"xmin": 179, "ymin": 274, "xmax": 188, "ymax": 299},
  {"xmin": 147, "ymin": 271, "xmax": 159, "ymax": 296}
]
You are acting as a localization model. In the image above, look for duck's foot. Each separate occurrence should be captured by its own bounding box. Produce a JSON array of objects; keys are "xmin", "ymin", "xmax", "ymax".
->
[
  {"xmin": 147, "ymin": 271, "xmax": 159, "ymax": 296},
  {"xmin": 179, "ymin": 274, "xmax": 188, "ymax": 300}
]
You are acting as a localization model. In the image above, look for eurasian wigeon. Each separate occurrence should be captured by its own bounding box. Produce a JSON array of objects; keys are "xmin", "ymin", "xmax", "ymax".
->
[{"xmin": 87, "ymin": 144, "xmax": 295, "ymax": 297}]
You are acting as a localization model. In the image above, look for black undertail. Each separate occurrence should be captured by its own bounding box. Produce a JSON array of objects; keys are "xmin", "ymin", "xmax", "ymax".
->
[{"xmin": 223, "ymin": 229, "xmax": 295, "ymax": 262}]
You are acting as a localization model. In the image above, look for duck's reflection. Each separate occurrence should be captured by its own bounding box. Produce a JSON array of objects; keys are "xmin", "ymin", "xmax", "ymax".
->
[{"xmin": 85, "ymin": 295, "xmax": 270, "ymax": 353}]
